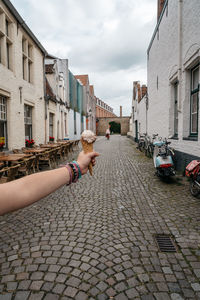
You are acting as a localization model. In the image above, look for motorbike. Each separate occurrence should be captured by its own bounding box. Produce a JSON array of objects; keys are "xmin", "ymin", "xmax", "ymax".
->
[
  {"xmin": 153, "ymin": 139, "xmax": 175, "ymax": 178},
  {"xmin": 185, "ymin": 160, "xmax": 200, "ymax": 197}
]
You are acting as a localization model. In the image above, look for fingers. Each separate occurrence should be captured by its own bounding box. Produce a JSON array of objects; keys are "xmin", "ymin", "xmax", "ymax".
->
[{"xmin": 88, "ymin": 151, "xmax": 100, "ymax": 159}]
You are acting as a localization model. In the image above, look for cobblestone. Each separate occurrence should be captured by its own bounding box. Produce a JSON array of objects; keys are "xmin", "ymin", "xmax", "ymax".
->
[{"xmin": 0, "ymin": 136, "xmax": 200, "ymax": 299}]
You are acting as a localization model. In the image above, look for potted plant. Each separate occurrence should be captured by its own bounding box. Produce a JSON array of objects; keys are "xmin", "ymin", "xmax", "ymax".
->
[
  {"xmin": 49, "ymin": 136, "xmax": 55, "ymax": 142},
  {"xmin": 25, "ymin": 139, "xmax": 35, "ymax": 148}
]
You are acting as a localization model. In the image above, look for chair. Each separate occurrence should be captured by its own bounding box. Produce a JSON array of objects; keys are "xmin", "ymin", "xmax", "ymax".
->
[
  {"xmin": 0, "ymin": 165, "xmax": 20, "ymax": 183},
  {"xmin": 64, "ymin": 144, "xmax": 70, "ymax": 157},
  {"xmin": 18, "ymin": 156, "xmax": 36, "ymax": 176},
  {"xmin": 12, "ymin": 149, "xmax": 21, "ymax": 154},
  {"xmin": 52, "ymin": 148, "xmax": 59, "ymax": 167},
  {"xmin": 57, "ymin": 145, "xmax": 65, "ymax": 160},
  {"xmin": 39, "ymin": 150, "xmax": 53, "ymax": 169}
]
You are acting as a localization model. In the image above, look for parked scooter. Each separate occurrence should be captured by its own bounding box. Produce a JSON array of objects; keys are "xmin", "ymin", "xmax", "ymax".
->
[
  {"xmin": 185, "ymin": 160, "xmax": 200, "ymax": 197},
  {"xmin": 153, "ymin": 139, "xmax": 175, "ymax": 177}
]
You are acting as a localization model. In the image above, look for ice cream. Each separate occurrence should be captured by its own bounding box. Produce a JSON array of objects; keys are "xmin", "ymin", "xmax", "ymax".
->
[{"xmin": 81, "ymin": 130, "xmax": 96, "ymax": 175}]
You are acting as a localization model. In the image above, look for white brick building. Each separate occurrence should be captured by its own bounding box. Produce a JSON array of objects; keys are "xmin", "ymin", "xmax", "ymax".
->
[
  {"xmin": 45, "ymin": 56, "xmax": 70, "ymax": 142},
  {"xmin": 147, "ymin": 0, "xmax": 200, "ymax": 170},
  {"xmin": 0, "ymin": 0, "xmax": 46, "ymax": 150},
  {"xmin": 130, "ymin": 81, "xmax": 147, "ymax": 141}
]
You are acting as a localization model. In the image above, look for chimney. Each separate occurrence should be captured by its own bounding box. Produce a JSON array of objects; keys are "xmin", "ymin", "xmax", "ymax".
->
[
  {"xmin": 157, "ymin": 0, "xmax": 165, "ymax": 21},
  {"xmin": 141, "ymin": 85, "xmax": 147, "ymax": 98},
  {"xmin": 120, "ymin": 106, "xmax": 122, "ymax": 117}
]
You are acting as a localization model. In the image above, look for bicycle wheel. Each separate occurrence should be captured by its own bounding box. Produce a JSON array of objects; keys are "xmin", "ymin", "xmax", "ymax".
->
[
  {"xmin": 190, "ymin": 181, "xmax": 200, "ymax": 197},
  {"xmin": 138, "ymin": 142, "xmax": 142, "ymax": 152},
  {"xmin": 148, "ymin": 145, "xmax": 153, "ymax": 158}
]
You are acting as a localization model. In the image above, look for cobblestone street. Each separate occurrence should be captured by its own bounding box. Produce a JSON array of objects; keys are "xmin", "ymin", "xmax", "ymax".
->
[{"xmin": 0, "ymin": 135, "xmax": 200, "ymax": 300}]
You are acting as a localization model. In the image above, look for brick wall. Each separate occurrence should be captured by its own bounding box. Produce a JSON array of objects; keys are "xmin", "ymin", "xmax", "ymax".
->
[{"xmin": 97, "ymin": 117, "xmax": 130, "ymax": 136}]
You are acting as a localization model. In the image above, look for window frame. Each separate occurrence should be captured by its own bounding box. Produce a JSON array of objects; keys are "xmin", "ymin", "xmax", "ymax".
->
[
  {"xmin": 24, "ymin": 104, "xmax": 32, "ymax": 140},
  {"xmin": 190, "ymin": 64, "xmax": 199, "ymax": 136},
  {"xmin": 0, "ymin": 95, "xmax": 7, "ymax": 149},
  {"xmin": 49, "ymin": 112, "xmax": 54, "ymax": 137},
  {"xmin": 174, "ymin": 81, "xmax": 178, "ymax": 136}
]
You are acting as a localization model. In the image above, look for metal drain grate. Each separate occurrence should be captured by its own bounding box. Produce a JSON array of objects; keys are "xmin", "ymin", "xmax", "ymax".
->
[{"xmin": 155, "ymin": 234, "xmax": 177, "ymax": 252}]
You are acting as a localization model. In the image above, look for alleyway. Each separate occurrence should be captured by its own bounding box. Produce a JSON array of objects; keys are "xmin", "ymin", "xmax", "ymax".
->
[{"xmin": 0, "ymin": 136, "xmax": 200, "ymax": 300}]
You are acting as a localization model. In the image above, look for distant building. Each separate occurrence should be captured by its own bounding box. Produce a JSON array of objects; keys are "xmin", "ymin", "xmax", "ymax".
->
[
  {"xmin": 96, "ymin": 98, "xmax": 116, "ymax": 118},
  {"xmin": 69, "ymin": 72, "xmax": 86, "ymax": 139},
  {"xmin": 75, "ymin": 75, "xmax": 96, "ymax": 133},
  {"xmin": 130, "ymin": 81, "xmax": 147, "ymax": 141},
  {"xmin": 0, "ymin": 0, "xmax": 47, "ymax": 150},
  {"xmin": 45, "ymin": 56, "xmax": 69, "ymax": 142}
]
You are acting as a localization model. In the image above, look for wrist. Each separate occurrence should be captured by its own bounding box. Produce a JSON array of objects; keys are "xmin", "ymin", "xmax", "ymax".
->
[{"xmin": 65, "ymin": 161, "xmax": 82, "ymax": 185}]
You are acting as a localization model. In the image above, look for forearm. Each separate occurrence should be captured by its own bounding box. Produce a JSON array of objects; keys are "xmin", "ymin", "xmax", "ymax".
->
[{"xmin": 0, "ymin": 167, "xmax": 70, "ymax": 215}]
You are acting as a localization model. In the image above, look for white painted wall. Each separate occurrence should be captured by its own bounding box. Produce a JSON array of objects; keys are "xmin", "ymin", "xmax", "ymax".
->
[
  {"xmin": 147, "ymin": 0, "xmax": 200, "ymax": 157},
  {"xmin": 0, "ymin": 0, "xmax": 45, "ymax": 150}
]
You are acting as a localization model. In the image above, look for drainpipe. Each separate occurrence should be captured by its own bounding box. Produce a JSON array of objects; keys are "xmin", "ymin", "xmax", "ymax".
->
[
  {"xmin": 178, "ymin": 0, "xmax": 183, "ymax": 137},
  {"xmin": 43, "ymin": 55, "xmax": 47, "ymax": 144}
]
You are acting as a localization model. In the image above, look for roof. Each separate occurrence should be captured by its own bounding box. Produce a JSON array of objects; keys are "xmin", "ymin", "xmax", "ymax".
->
[
  {"xmin": 45, "ymin": 64, "xmax": 54, "ymax": 74},
  {"xmin": 2, "ymin": 0, "xmax": 47, "ymax": 55},
  {"xmin": 74, "ymin": 75, "xmax": 89, "ymax": 86}
]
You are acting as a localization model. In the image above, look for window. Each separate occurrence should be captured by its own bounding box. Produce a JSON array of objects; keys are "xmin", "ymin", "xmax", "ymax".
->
[
  {"xmin": 22, "ymin": 37, "xmax": 33, "ymax": 83},
  {"xmin": 24, "ymin": 105, "xmax": 32, "ymax": 140},
  {"xmin": 49, "ymin": 113, "xmax": 54, "ymax": 137},
  {"xmin": 0, "ymin": 14, "xmax": 12, "ymax": 70},
  {"xmin": 0, "ymin": 96, "xmax": 7, "ymax": 148},
  {"xmin": 64, "ymin": 112, "xmax": 67, "ymax": 136},
  {"xmin": 174, "ymin": 82, "xmax": 178, "ymax": 136},
  {"xmin": 190, "ymin": 66, "xmax": 199, "ymax": 135},
  {"xmin": 6, "ymin": 42, "xmax": 10, "ymax": 69},
  {"xmin": 5, "ymin": 19, "xmax": 9, "ymax": 37}
]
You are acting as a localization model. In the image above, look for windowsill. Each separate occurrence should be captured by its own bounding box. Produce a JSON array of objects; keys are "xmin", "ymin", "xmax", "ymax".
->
[{"xmin": 183, "ymin": 136, "xmax": 198, "ymax": 141}]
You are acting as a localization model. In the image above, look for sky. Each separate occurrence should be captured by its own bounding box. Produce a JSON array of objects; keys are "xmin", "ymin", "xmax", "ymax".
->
[{"xmin": 11, "ymin": 0, "xmax": 157, "ymax": 116}]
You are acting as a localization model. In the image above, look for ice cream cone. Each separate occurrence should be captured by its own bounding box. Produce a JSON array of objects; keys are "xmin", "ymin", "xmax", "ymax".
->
[{"xmin": 81, "ymin": 138, "xmax": 94, "ymax": 175}]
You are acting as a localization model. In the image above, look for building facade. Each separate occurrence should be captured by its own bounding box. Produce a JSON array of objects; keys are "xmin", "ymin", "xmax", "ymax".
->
[
  {"xmin": 0, "ymin": 0, "xmax": 47, "ymax": 150},
  {"xmin": 96, "ymin": 98, "xmax": 116, "ymax": 118},
  {"xmin": 45, "ymin": 56, "xmax": 69, "ymax": 142},
  {"xmin": 69, "ymin": 71, "xmax": 86, "ymax": 139},
  {"xmin": 145, "ymin": 0, "xmax": 200, "ymax": 170},
  {"xmin": 75, "ymin": 75, "xmax": 96, "ymax": 133},
  {"xmin": 130, "ymin": 81, "xmax": 147, "ymax": 141}
]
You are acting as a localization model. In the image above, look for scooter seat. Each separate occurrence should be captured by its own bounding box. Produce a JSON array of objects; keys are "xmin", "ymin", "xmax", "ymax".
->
[{"xmin": 153, "ymin": 141, "xmax": 165, "ymax": 147}]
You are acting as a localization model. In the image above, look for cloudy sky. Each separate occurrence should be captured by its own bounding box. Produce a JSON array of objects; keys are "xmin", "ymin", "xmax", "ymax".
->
[{"xmin": 11, "ymin": 0, "xmax": 157, "ymax": 116}]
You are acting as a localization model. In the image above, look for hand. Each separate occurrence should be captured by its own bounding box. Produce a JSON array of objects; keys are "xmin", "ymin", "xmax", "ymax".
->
[{"xmin": 77, "ymin": 151, "xmax": 99, "ymax": 175}]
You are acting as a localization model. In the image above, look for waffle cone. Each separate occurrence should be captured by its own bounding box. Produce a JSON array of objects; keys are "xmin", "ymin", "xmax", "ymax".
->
[{"xmin": 81, "ymin": 138, "xmax": 94, "ymax": 175}]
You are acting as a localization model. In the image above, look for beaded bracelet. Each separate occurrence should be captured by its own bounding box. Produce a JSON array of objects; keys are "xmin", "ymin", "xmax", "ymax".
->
[
  {"xmin": 65, "ymin": 161, "xmax": 82, "ymax": 185},
  {"xmin": 72, "ymin": 161, "xmax": 82, "ymax": 179}
]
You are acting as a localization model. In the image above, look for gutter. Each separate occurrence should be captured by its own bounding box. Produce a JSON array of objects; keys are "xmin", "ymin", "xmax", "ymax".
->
[
  {"xmin": 147, "ymin": 0, "xmax": 168, "ymax": 55},
  {"xmin": 2, "ymin": 0, "xmax": 47, "ymax": 55}
]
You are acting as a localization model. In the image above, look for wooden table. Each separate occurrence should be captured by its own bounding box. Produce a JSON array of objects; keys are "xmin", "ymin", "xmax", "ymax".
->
[
  {"xmin": 0, "ymin": 154, "xmax": 32, "ymax": 166},
  {"xmin": 40, "ymin": 144, "xmax": 60, "ymax": 148},
  {"xmin": 23, "ymin": 148, "xmax": 48, "ymax": 154}
]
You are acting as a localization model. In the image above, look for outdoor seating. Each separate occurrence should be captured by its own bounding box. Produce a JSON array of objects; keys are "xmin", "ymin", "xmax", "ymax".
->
[
  {"xmin": 12, "ymin": 149, "xmax": 22, "ymax": 153},
  {"xmin": 57, "ymin": 145, "xmax": 65, "ymax": 160},
  {"xmin": 0, "ymin": 164, "xmax": 20, "ymax": 183},
  {"xmin": 39, "ymin": 150, "xmax": 54, "ymax": 169},
  {"xmin": 18, "ymin": 156, "xmax": 36, "ymax": 176}
]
